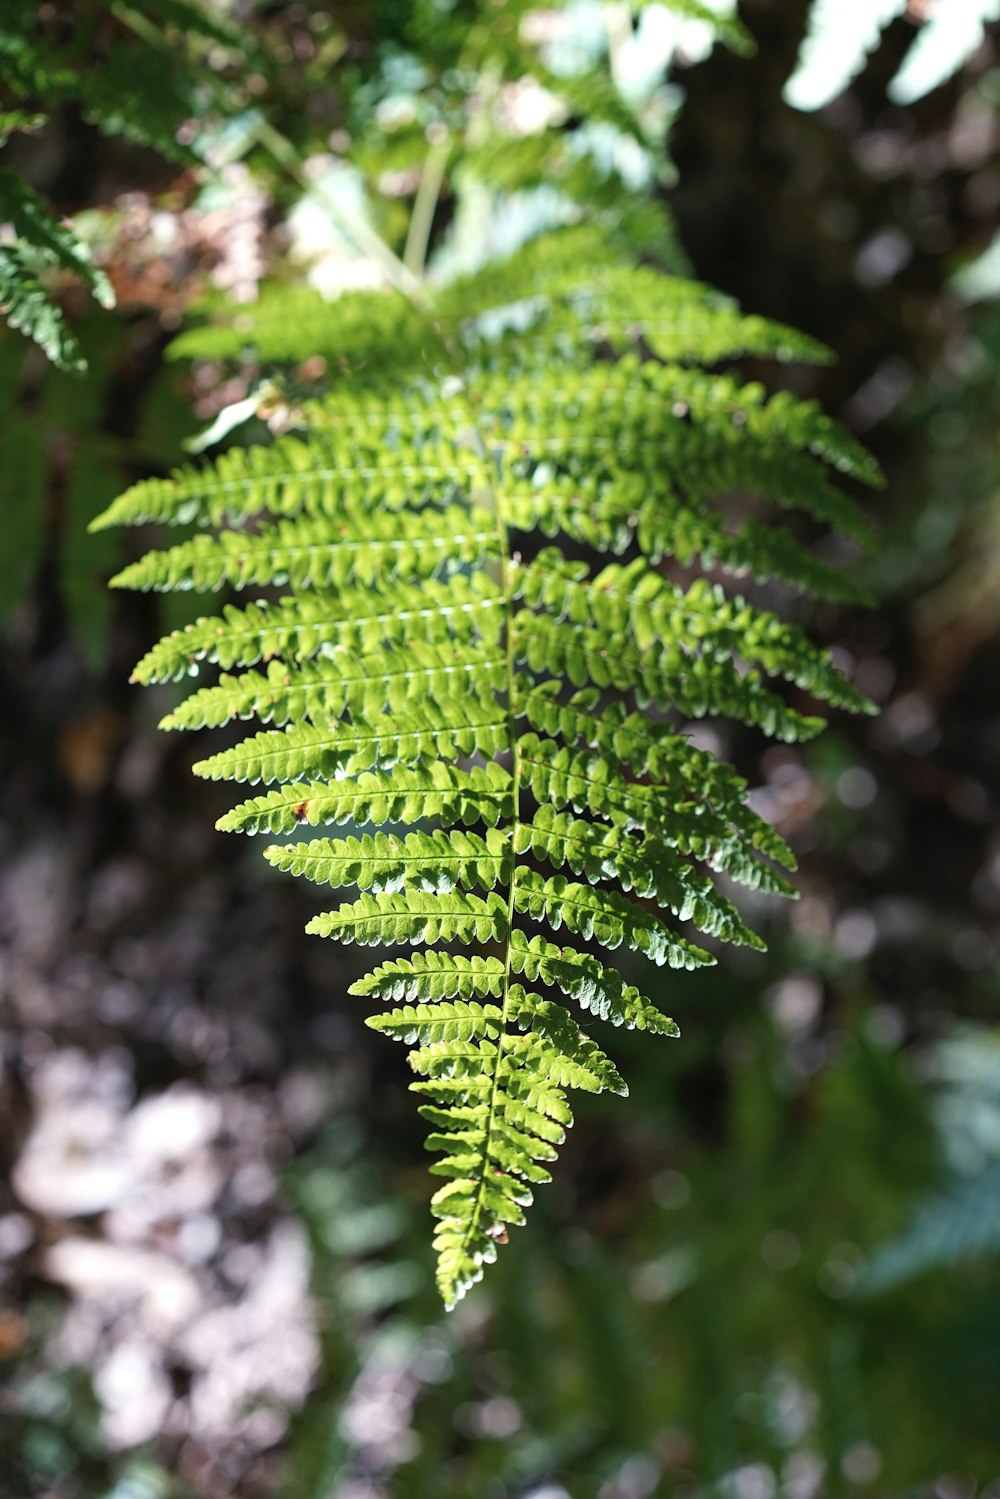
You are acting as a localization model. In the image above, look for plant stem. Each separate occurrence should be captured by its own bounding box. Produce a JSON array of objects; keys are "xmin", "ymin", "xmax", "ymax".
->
[
  {"xmin": 404, "ymin": 131, "xmax": 452, "ymax": 278},
  {"xmin": 112, "ymin": 3, "xmax": 427, "ymax": 306},
  {"xmin": 602, "ymin": 1, "xmax": 633, "ymax": 91},
  {"xmin": 250, "ymin": 119, "xmax": 428, "ymax": 305}
]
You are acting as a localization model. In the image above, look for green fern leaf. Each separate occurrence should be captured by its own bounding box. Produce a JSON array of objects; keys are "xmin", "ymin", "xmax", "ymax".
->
[
  {"xmin": 193, "ymin": 699, "xmax": 510, "ymax": 786},
  {"xmin": 218, "ymin": 763, "xmax": 512, "ymax": 836},
  {"xmin": 306, "ymin": 890, "xmax": 509, "ymax": 947},
  {"xmin": 351, "ymin": 952, "xmax": 506, "ymax": 1003},
  {"xmin": 0, "ymin": 244, "xmax": 85, "ymax": 373},
  {"xmin": 509, "ymin": 932, "xmax": 679, "ymax": 1034},
  {"xmin": 367, "ymin": 999, "xmax": 505, "ymax": 1046},
  {"xmin": 160, "ymin": 645, "xmax": 507, "ymax": 731},
  {"xmin": 130, "ymin": 572, "xmax": 503, "ymax": 684},
  {"xmin": 265, "ymin": 828, "xmax": 510, "ymax": 894},
  {"xmin": 110, "ymin": 507, "xmax": 495, "ymax": 594},
  {"xmin": 0, "ymin": 172, "xmax": 115, "ymax": 326},
  {"xmin": 101, "ymin": 211, "xmax": 877, "ymax": 1308}
]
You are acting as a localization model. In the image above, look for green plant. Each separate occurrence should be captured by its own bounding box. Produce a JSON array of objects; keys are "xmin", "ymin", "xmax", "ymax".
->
[
  {"xmin": 94, "ymin": 2, "xmax": 880, "ymax": 1310},
  {"xmin": 0, "ymin": 0, "xmax": 254, "ymax": 370}
]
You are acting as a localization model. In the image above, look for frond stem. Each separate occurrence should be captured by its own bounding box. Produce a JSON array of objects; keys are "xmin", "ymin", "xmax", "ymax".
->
[
  {"xmin": 404, "ymin": 130, "xmax": 452, "ymax": 277},
  {"xmin": 452, "ymin": 461, "xmax": 523, "ymax": 1281},
  {"xmin": 250, "ymin": 119, "xmax": 428, "ymax": 305}
]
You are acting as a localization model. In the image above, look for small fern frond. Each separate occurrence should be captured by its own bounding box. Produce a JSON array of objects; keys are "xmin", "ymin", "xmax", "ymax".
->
[
  {"xmin": 0, "ymin": 167, "xmax": 114, "ymax": 371},
  {"xmin": 192, "ymin": 699, "xmax": 511, "ymax": 787},
  {"xmin": 508, "ymin": 932, "xmax": 679, "ymax": 1034},
  {"xmin": 0, "ymin": 172, "xmax": 113, "ymax": 305},
  {"xmin": 110, "ymin": 506, "xmax": 495, "ymax": 595},
  {"xmin": 452, "ymin": 261, "xmax": 833, "ymax": 369},
  {"xmin": 100, "ymin": 219, "xmax": 878, "ymax": 1306},
  {"xmin": 0, "ymin": 244, "xmax": 83, "ymax": 372},
  {"xmin": 168, "ymin": 288, "xmax": 438, "ymax": 378},
  {"xmin": 218, "ymin": 763, "xmax": 513, "ymax": 837},
  {"xmin": 367, "ymin": 998, "xmax": 505, "ymax": 1047},
  {"xmin": 266, "ymin": 828, "xmax": 510, "ymax": 896},
  {"xmin": 350, "ymin": 952, "xmax": 507, "ymax": 1003},
  {"xmin": 514, "ymin": 549, "xmax": 871, "ymax": 712},
  {"xmin": 129, "ymin": 572, "xmax": 503, "ymax": 684},
  {"xmin": 306, "ymin": 890, "xmax": 509, "ymax": 948},
  {"xmin": 161, "ymin": 645, "xmax": 508, "ymax": 732}
]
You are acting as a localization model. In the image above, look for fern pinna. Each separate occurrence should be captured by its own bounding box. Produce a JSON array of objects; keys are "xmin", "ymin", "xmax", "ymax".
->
[{"xmin": 94, "ymin": 222, "xmax": 879, "ymax": 1308}]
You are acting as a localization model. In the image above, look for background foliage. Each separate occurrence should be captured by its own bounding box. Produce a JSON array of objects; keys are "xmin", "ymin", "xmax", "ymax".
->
[{"xmin": 2, "ymin": 2, "xmax": 1000, "ymax": 1496}]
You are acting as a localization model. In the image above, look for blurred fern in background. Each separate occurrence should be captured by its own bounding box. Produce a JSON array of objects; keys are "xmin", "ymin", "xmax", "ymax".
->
[{"xmin": 0, "ymin": 0, "xmax": 259, "ymax": 370}]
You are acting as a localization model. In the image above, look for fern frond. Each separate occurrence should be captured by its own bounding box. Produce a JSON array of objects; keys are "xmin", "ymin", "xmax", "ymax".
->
[
  {"xmin": 102, "ymin": 213, "xmax": 877, "ymax": 1307},
  {"xmin": 509, "ymin": 932, "xmax": 679, "ymax": 1034},
  {"xmin": 859, "ymin": 1166, "xmax": 1000, "ymax": 1295},
  {"xmin": 350, "ymin": 952, "xmax": 506, "ymax": 1003},
  {"xmin": 515, "ymin": 609, "xmax": 824, "ymax": 741},
  {"xmin": 512, "ymin": 867, "xmax": 712, "ymax": 969},
  {"xmin": 515, "ymin": 727, "xmax": 795, "ymax": 896},
  {"xmin": 367, "ymin": 998, "xmax": 505, "ymax": 1046},
  {"xmin": 130, "ymin": 572, "xmax": 503, "ymax": 684},
  {"xmin": 515, "ymin": 549, "xmax": 872, "ymax": 713},
  {"xmin": 160, "ymin": 643, "xmax": 507, "ymax": 730},
  {"xmin": 0, "ymin": 244, "xmax": 83, "ymax": 372},
  {"xmin": 110, "ymin": 506, "xmax": 495, "ymax": 594},
  {"xmin": 266, "ymin": 828, "xmax": 510, "ymax": 895},
  {"xmin": 473, "ymin": 262, "xmax": 833, "ymax": 368},
  {"xmin": 514, "ymin": 807, "xmax": 764, "ymax": 948},
  {"xmin": 306, "ymin": 890, "xmax": 508, "ymax": 947},
  {"xmin": 192, "ymin": 699, "xmax": 510, "ymax": 786},
  {"xmin": 507, "ymin": 990, "xmax": 627, "ymax": 1095},
  {"xmin": 91, "ymin": 420, "xmax": 487, "ymax": 531},
  {"xmin": 0, "ymin": 151, "xmax": 116, "ymax": 371},
  {"xmin": 0, "ymin": 171, "xmax": 114, "ymax": 310},
  {"xmin": 463, "ymin": 359, "xmax": 882, "ymax": 520},
  {"xmin": 169, "ymin": 288, "xmax": 440, "ymax": 377},
  {"xmin": 218, "ymin": 763, "xmax": 513, "ymax": 836}
]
